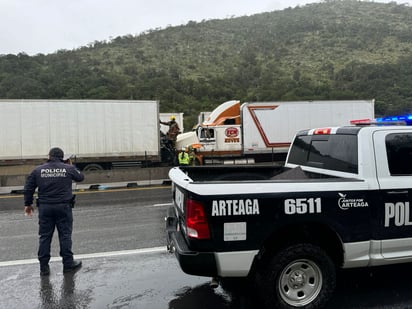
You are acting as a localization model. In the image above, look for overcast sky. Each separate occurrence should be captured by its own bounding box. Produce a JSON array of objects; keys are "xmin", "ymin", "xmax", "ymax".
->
[{"xmin": 0, "ymin": 0, "xmax": 409, "ymax": 56}]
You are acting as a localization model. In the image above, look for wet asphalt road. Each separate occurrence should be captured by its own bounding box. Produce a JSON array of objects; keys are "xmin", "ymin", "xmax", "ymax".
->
[
  {"xmin": 0, "ymin": 249, "xmax": 218, "ymax": 309},
  {"xmin": 1, "ymin": 186, "xmax": 412, "ymax": 308}
]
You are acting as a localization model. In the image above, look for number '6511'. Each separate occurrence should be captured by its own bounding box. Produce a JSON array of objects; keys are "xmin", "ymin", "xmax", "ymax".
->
[{"xmin": 284, "ymin": 198, "xmax": 322, "ymax": 215}]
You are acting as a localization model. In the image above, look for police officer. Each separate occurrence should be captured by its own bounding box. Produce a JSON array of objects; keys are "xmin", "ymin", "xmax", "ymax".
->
[{"xmin": 24, "ymin": 147, "xmax": 85, "ymax": 276}]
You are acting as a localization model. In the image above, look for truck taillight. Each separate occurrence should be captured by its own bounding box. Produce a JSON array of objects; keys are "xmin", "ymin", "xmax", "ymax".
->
[{"xmin": 185, "ymin": 198, "xmax": 210, "ymax": 240}]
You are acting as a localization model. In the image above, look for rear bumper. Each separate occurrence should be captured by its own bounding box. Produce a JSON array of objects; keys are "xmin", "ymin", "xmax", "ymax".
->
[{"xmin": 166, "ymin": 207, "xmax": 218, "ymax": 277}]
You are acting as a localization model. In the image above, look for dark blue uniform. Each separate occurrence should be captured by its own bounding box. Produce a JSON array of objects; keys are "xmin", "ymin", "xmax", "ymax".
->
[{"xmin": 24, "ymin": 157, "xmax": 84, "ymax": 270}]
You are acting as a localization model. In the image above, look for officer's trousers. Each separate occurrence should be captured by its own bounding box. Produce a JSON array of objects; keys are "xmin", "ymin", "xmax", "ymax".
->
[{"xmin": 38, "ymin": 203, "xmax": 73, "ymax": 267}]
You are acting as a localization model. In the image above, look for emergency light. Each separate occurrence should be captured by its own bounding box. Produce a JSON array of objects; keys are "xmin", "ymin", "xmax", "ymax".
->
[
  {"xmin": 350, "ymin": 114, "xmax": 412, "ymax": 126},
  {"xmin": 376, "ymin": 115, "xmax": 412, "ymax": 124},
  {"xmin": 314, "ymin": 128, "xmax": 332, "ymax": 135}
]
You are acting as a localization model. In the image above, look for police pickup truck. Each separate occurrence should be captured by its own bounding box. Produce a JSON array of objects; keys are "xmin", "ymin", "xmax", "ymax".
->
[{"xmin": 166, "ymin": 122, "xmax": 412, "ymax": 308}]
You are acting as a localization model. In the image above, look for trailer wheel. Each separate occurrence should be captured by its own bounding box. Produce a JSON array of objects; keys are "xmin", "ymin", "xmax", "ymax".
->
[
  {"xmin": 257, "ymin": 243, "xmax": 336, "ymax": 309},
  {"xmin": 82, "ymin": 164, "xmax": 104, "ymax": 171}
]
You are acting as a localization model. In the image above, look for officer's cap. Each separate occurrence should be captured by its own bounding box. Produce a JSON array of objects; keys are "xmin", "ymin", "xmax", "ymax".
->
[{"xmin": 49, "ymin": 147, "xmax": 64, "ymax": 159}]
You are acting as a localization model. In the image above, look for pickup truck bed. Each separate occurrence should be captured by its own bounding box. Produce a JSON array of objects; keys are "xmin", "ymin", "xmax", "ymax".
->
[{"xmin": 175, "ymin": 164, "xmax": 342, "ymax": 181}]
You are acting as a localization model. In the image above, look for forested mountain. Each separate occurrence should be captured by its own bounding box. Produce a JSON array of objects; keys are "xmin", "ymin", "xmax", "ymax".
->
[{"xmin": 1, "ymin": 0, "xmax": 412, "ymax": 128}]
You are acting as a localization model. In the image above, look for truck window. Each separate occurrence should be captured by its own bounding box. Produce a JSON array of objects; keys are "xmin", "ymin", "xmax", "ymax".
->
[
  {"xmin": 288, "ymin": 134, "xmax": 358, "ymax": 174},
  {"xmin": 199, "ymin": 128, "xmax": 215, "ymax": 140},
  {"xmin": 386, "ymin": 133, "xmax": 412, "ymax": 175}
]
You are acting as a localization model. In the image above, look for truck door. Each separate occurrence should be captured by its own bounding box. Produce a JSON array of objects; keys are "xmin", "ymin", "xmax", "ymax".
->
[
  {"xmin": 197, "ymin": 126, "xmax": 216, "ymax": 151},
  {"xmin": 374, "ymin": 130, "xmax": 412, "ymax": 259}
]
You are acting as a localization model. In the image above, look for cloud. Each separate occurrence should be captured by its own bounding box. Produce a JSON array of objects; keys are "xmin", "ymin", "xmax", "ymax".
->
[{"xmin": 0, "ymin": 0, "xmax": 407, "ymax": 55}]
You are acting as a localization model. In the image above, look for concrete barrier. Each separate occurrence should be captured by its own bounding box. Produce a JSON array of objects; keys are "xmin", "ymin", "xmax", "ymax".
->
[{"xmin": 0, "ymin": 166, "xmax": 172, "ymax": 194}]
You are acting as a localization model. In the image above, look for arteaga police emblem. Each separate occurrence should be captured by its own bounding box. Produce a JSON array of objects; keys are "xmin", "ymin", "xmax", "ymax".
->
[{"xmin": 338, "ymin": 193, "xmax": 369, "ymax": 210}]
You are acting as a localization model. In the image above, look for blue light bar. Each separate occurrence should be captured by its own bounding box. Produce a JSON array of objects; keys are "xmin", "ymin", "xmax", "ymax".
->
[{"xmin": 376, "ymin": 114, "xmax": 412, "ymax": 124}]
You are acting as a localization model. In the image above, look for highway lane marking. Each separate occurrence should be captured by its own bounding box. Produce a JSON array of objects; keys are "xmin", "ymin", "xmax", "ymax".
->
[
  {"xmin": 0, "ymin": 246, "xmax": 166, "ymax": 267},
  {"xmin": 150, "ymin": 203, "xmax": 173, "ymax": 207}
]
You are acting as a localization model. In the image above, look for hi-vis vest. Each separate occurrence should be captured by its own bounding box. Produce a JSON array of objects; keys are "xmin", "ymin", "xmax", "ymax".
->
[{"xmin": 178, "ymin": 152, "xmax": 190, "ymax": 165}]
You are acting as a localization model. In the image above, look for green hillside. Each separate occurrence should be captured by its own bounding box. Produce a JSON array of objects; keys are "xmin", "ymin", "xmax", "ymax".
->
[{"xmin": 1, "ymin": 0, "xmax": 412, "ymax": 128}]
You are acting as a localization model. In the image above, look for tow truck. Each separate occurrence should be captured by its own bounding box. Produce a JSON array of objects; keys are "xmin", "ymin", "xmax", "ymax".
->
[{"xmin": 166, "ymin": 115, "xmax": 412, "ymax": 308}]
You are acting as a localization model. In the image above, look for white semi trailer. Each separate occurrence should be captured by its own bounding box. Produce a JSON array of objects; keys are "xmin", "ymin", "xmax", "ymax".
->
[
  {"xmin": 0, "ymin": 99, "xmax": 177, "ymax": 170},
  {"xmin": 177, "ymin": 100, "xmax": 375, "ymax": 164}
]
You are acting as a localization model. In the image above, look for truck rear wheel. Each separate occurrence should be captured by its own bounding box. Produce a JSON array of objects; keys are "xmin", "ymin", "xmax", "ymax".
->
[
  {"xmin": 257, "ymin": 243, "xmax": 336, "ymax": 308},
  {"xmin": 82, "ymin": 163, "xmax": 104, "ymax": 171}
]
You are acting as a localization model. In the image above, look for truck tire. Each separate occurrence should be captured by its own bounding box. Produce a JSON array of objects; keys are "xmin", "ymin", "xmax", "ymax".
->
[
  {"xmin": 82, "ymin": 164, "xmax": 104, "ymax": 171},
  {"xmin": 257, "ymin": 243, "xmax": 336, "ymax": 309}
]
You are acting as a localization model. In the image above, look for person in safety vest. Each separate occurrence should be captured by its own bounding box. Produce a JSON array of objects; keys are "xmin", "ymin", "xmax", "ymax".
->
[
  {"xmin": 187, "ymin": 145, "xmax": 196, "ymax": 166},
  {"xmin": 178, "ymin": 147, "xmax": 190, "ymax": 166}
]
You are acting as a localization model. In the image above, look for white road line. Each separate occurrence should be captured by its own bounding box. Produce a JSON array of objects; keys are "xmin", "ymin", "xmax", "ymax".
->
[
  {"xmin": 0, "ymin": 246, "xmax": 166, "ymax": 267},
  {"xmin": 151, "ymin": 203, "xmax": 173, "ymax": 207}
]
